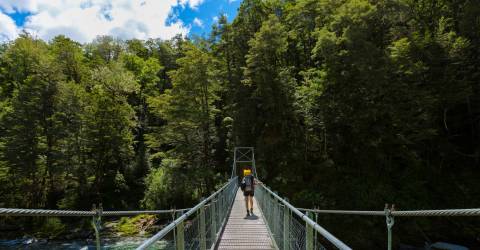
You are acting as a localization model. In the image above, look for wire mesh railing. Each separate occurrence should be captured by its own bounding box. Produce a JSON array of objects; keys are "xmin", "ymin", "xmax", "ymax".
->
[
  {"xmin": 0, "ymin": 206, "xmax": 192, "ymax": 249},
  {"xmin": 136, "ymin": 177, "xmax": 238, "ymax": 250},
  {"xmin": 256, "ymin": 183, "xmax": 351, "ymax": 250},
  {"xmin": 298, "ymin": 206, "xmax": 480, "ymax": 250}
]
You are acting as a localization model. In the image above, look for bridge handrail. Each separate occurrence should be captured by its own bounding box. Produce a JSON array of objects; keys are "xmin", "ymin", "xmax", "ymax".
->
[
  {"xmin": 258, "ymin": 183, "xmax": 352, "ymax": 250},
  {"xmin": 136, "ymin": 176, "xmax": 238, "ymax": 250},
  {"xmin": 298, "ymin": 207, "xmax": 480, "ymax": 217},
  {"xmin": 0, "ymin": 208, "xmax": 191, "ymax": 217}
]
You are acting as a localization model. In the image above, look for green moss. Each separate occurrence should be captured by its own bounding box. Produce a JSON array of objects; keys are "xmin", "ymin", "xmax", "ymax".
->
[
  {"xmin": 117, "ymin": 214, "xmax": 157, "ymax": 236},
  {"xmin": 35, "ymin": 217, "xmax": 66, "ymax": 239}
]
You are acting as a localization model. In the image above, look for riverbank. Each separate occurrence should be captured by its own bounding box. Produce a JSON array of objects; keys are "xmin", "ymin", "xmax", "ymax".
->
[
  {"xmin": 0, "ymin": 236, "xmax": 170, "ymax": 249},
  {"xmin": 0, "ymin": 215, "xmax": 169, "ymax": 249}
]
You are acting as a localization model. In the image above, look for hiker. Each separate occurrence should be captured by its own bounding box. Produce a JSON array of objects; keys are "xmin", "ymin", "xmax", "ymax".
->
[{"xmin": 241, "ymin": 166, "xmax": 255, "ymax": 216}]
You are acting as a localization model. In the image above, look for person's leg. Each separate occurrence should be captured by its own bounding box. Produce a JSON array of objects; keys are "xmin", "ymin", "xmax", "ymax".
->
[
  {"xmin": 244, "ymin": 194, "xmax": 250, "ymax": 216},
  {"xmin": 249, "ymin": 195, "xmax": 254, "ymax": 213}
]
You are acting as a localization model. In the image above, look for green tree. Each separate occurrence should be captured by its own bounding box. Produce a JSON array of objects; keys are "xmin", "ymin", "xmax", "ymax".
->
[
  {"xmin": 0, "ymin": 34, "xmax": 62, "ymax": 208},
  {"xmin": 122, "ymin": 52, "xmax": 163, "ymax": 203},
  {"xmin": 54, "ymin": 81, "xmax": 90, "ymax": 209},
  {"xmin": 50, "ymin": 35, "xmax": 86, "ymax": 83},
  {"xmin": 145, "ymin": 43, "xmax": 221, "ymax": 207},
  {"xmin": 84, "ymin": 62, "xmax": 138, "ymax": 206},
  {"xmin": 243, "ymin": 14, "xmax": 300, "ymax": 180}
]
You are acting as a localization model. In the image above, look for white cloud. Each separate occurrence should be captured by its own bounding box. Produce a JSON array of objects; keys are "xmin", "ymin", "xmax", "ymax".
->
[
  {"xmin": 193, "ymin": 17, "xmax": 203, "ymax": 27},
  {"xmin": 0, "ymin": 0, "xmax": 37, "ymax": 14},
  {"xmin": 0, "ymin": 0, "xmax": 193, "ymax": 43},
  {"xmin": 178, "ymin": 0, "xmax": 205, "ymax": 10},
  {"xmin": 0, "ymin": 11, "xmax": 18, "ymax": 42}
]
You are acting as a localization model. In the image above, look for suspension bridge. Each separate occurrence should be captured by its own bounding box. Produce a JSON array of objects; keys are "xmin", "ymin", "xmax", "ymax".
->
[{"xmin": 1, "ymin": 147, "xmax": 479, "ymax": 250}]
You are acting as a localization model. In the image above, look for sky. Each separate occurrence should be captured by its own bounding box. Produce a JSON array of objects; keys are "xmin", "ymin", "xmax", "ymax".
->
[{"xmin": 0, "ymin": 0, "xmax": 242, "ymax": 43}]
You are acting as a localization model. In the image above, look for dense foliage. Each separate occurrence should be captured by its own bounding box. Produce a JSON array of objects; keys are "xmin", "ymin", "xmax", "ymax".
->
[{"xmin": 1, "ymin": 0, "xmax": 479, "ymax": 248}]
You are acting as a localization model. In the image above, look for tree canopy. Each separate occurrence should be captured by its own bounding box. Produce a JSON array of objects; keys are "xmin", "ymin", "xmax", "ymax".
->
[{"xmin": 1, "ymin": 0, "xmax": 480, "ymax": 248}]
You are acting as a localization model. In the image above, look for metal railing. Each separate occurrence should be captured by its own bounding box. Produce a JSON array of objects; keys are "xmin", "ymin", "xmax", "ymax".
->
[
  {"xmin": 256, "ymin": 183, "xmax": 352, "ymax": 250},
  {"xmin": 136, "ymin": 177, "xmax": 238, "ymax": 250},
  {"xmin": 298, "ymin": 206, "xmax": 480, "ymax": 250},
  {"xmin": 0, "ymin": 206, "xmax": 191, "ymax": 249}
]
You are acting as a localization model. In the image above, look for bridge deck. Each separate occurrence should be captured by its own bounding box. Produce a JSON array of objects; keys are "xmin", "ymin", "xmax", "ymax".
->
[{"xmin": 216, "ymin": 188, "xmax": 274, "ymax": 250}]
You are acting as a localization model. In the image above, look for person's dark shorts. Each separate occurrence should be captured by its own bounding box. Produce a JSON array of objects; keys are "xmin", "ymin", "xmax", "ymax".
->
[{"xmin": 244, "ymin": 190, "xmax": 254, "ymax": 196}]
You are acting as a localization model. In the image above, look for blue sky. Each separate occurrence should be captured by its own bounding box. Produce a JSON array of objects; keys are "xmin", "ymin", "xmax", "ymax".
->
[
  {"xmin": 169, "ymin": 0, "xmax": 241, "ymax": 37},
  {"xmin": 0, "ymin": 0, "xmax": 241, "ymax": 43}
]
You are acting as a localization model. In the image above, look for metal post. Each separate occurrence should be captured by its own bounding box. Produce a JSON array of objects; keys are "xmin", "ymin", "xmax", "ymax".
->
[
  {"xmin": 91, "ymin": 204, "xmax": 102, "ymax": 250},
  {"xmin": 232, "ymin": 150, "xmax": 237, "ymax": 178},
  {"xmin": 266, "ymin": 192, "xmax": 271, "ymax": 221},
  {"xmin": 252, "ymin": 149, "xmax": 257, "ymax": 178},
  {"xmin": 272, "ymin": 194, "xmax": 277, "ymax": 236},
  {"xmin": 220, "ymin": 193, "xmax": 224, "ymax": 225},
  {"xmin": 314, "ymin": 209, "xmax": 318, "ymax": 250},
  {"xmin": 211, "ymin": 200, "xmax": 217, "ymax": 240},
  {"xmin": 176, "ymin": 220, "xmax": 185, "ymax": 250},
  {"xmin": 283, "ymin": 204, "xmax": 290, "ymax": 250},
  {"xmin": 172, "ymin": 209, "xmax": 177, "ymax": 246},
  {"xmin": 219, "ymin": 191, "xmax": 224, "ymax": 220},
  {"xmin": 269, "ymin": 192, "xmax": 272, "ymax": 221},
  {"xmin": 306, "ymin": 211, "xmax": 314, "ymax": 250},
  {"xmin": 385, "ymin": 204, "xmax": 395, "ymax": 250},
  {"xmin": 200, "ymin": 203, "xmax": 206, "ymax": 250}
]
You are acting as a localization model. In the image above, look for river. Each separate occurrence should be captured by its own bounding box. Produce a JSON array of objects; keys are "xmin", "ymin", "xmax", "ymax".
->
[{"xmin": 0, "ymin": 237, "xmax": 172, "ymax": 250}]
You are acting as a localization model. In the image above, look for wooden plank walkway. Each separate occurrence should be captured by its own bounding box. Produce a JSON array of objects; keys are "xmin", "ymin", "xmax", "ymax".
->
[{"xmin": 216, "ymin": 189, "xmax": 275, "ymax": 250}]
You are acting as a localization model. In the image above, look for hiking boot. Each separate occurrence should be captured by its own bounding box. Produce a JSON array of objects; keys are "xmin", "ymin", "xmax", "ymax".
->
[{"xmin": 250, "ymin": 208, "xmax": 254, "ymax": 215}]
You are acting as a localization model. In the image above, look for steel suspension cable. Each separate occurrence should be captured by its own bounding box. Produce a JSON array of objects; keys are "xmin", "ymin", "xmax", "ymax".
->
[
  {"xmin": 0, "ymin": 208, "xmax": 191, "ymax": 217},
  {"xmin": 298, "ymin": 208, "xmax": 480, "ymax": 217}
]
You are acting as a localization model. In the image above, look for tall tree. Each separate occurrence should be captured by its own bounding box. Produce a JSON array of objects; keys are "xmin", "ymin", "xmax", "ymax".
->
[
  {"xmin": 243, "ymin": 14, "xmax": 300, "ymax": 180},
  {"xmin": 122, "ymin": 52, "xmax": 163, "ymax": 203},
  {"xmin": 0, "ymin": 34, "xmax": 62, "ymax": 208},
  {"xmin": 50, "ymin": 35, "xmax": 85, "ymax": 83},
  {"xmin": 144, "ymin": 43, "xmax": 221, "ymax": 208},
  {"xmin": 84, "ymin": 62, "xmax": 138, "ymax": 206}
]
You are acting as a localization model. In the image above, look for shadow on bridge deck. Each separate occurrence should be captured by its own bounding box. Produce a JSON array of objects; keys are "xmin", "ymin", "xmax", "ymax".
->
[{"xmin": 216, "ymin": 189, "xmax": 275, "ymax": 250}]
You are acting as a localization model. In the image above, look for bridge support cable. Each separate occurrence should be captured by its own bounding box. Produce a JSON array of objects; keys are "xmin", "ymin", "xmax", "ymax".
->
[
  {"xmin": 0, "ymin": 208, "xmax": 191, "ymax": 217},
  {"xmin": 0, "ymin": 206, "xmax": 193, "ymax": 250},
  {"xmin": 298, "ymin": 207, "xmax": 480, "ymax": 250},
  {"xmin": 256, "ymin": 183, "xmax": 352, "ymax": 250},
  {"xmin": 136, "ymin": 177, "xmax": 238, "ymax": 250},
  {"xmin": 0, "ymin": 207, "xmax": 193, "ymax": 250},
  {"xmin": 297, "ymin": 207, "xmax": 480, "ymax": 217}
]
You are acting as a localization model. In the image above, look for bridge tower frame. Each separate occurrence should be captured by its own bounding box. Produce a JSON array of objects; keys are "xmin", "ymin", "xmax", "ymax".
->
[{"xmin": 231, "ymin": 147, "xmax": 257, "ymax": 179}]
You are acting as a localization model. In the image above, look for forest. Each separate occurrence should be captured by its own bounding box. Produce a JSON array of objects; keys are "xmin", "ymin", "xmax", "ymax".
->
[{"xmin": 1, "ymin": 0, "xmax": 479, "ymax": 249}]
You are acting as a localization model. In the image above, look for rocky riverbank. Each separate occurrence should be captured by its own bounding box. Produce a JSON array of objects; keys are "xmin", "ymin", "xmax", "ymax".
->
[
  {"xmin": 0, "ymin": 215, "xmax": 169, "ymax": 249},
  {"xmin": 0, "ymin": 236, "xmax": 168, "ymax": 249}
]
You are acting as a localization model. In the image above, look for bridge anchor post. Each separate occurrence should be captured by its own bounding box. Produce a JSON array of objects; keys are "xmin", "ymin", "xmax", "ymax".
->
[
  {"xmin": 283, "ymin": 203, "xmax": 290, "ymax": 250},
  {"xmin": 211, "ymin": 200, "xmax": 217, "ymax": 242},
  {"xmin": 91, "ymin": 204, "xmax": 103, "ymax": 250},
  {"xmin": 306, "ymin": 211, "xmax": 314, "ymax": 250},
  {"xmin": 385, "ymin": 204, "xmax": 395, "ymax": 250},
  {"xmin": 176, "ymin": 220, "xmax": 185, "ymax": 250},
  {"xmin": 200, "ymin": 201, "xmax": 206, "ymax": 250}
]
